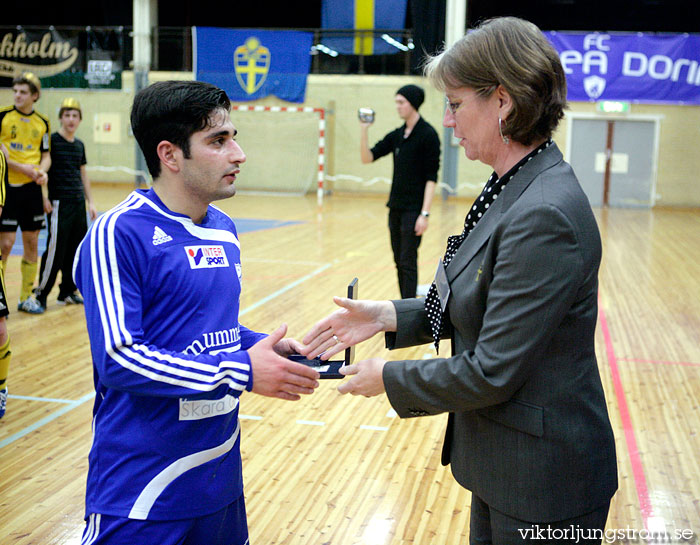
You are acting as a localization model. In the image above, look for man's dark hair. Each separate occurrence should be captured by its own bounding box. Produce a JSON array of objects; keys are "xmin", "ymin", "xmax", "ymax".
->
[{"xmin": 130, "ymin": 80, "xmax": 231, "ymax": 178}]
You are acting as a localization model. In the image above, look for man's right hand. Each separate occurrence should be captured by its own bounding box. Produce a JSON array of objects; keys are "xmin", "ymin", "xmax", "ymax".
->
[
  {"xmin": 34, "ymin": 168, "xmax": 48, "ymax": 185},
  {"xmin": 247, "ymin": 324, "xmax": 320, "ymax": 401},
  {"xmin": 18, "ymin": 164, "xmax": 48, "ymax": 185}
]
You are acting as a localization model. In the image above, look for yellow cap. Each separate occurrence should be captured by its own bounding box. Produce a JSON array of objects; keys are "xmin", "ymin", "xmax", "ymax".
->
[
  {"xmin": 22, "ymin": 72, "xmax": 41, "ymax": 95},
  {"xmin": 60, "ymin": 97, "xmax": 81, "ymax": 112}
]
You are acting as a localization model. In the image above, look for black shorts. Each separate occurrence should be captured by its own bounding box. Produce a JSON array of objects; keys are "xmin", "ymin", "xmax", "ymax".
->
[
  {"xmin": 0, "ymin": 268, "xmax": 8, "ymax": 318},
  {"xmin": 0, "ymin": 182, "xmax": 46, "ymax": 232}
]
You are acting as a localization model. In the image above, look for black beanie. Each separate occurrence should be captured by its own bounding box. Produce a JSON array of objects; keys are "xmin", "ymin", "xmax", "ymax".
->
[{"xmin": 396, "ymin": 84, "xmax": 425, "ymax": 111}]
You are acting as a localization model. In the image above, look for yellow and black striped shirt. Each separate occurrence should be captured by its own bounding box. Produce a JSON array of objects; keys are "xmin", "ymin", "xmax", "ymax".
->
[
  {"xmin": 0, "ymin": 149, "xmax": 7, "ymax": 207},
  {"xmin": 0, "ymin": 106, "xmax": 51, "ymax": 186}
]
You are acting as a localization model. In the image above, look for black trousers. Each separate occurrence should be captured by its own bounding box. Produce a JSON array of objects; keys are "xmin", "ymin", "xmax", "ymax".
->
[
  {"xmin": 388, "ymin": 208, "xmax": 422, "ymax": 299},
  {"xmin": 469, "ymin": 494, "xmax": 611, "ymax": 545},
  {"xmin": 36, "ymin": 199, "xmax": 88, "ymax": 305}
]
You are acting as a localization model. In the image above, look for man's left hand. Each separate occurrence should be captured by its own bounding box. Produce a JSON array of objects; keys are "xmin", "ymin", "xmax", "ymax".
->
[
  {"xmin": 87, "ymin": 203, "xmax": 98, "ymax": 221},
  {"xmin": 414, "ymin": 214, "xmax": 428, "ymax": 236},
  {"xmin": 273, "ymin": 336, "xmax": 305, "ymax": 357},
  {"xmin": 248, "ymin": 324, "xmax": 320, "ymax": 401}
]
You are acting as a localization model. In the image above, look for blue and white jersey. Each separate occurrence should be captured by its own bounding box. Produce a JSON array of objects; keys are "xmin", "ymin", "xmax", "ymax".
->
[{"xmin": 74, "ymin": 188, "xmax": 266, "ymax": 521}]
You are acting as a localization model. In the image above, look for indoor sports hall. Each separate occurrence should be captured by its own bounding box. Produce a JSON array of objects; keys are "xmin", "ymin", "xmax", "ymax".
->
[{"xmin": 1, "ymin": 2, "xmax": 699, "ymax": 544}]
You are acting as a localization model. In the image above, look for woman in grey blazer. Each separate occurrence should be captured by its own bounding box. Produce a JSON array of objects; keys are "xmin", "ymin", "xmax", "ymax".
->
[{"xmin": 302, "ymin": 16, "xmax": 617, "ymax": 544}]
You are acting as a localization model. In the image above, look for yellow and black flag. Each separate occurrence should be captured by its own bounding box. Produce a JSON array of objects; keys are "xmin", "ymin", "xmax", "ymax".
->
[{"xmin": 321, "ymin": 0, "xmax": 408, "ymax": 55}]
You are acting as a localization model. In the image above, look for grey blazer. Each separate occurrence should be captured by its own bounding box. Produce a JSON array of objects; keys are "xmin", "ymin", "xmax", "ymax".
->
[{"xmin": 383, "ymin": 143, "xmax": 617, "ymax": 523}]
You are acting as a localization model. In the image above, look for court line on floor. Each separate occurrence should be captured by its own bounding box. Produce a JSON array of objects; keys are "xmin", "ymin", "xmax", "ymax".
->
[
  {"xmin": 8, "ymin": 394, "xmax": 78, "ymax": 404},
  {"xmin": 598, "ymin": 305, "xmax": 653, "ymax": 527},
  {"xmin": 297, "ymin": 420, "xmax": 325, "ymax": 426},
  {"xmin": 239, "ymin": 263, "xmax": 331, "ymax": 317},
  {"xmin": 0, "ymin": 264, "xmax": 333, "ymax": 450},
  {"xmin": 360, "ymin": 425, "xmax": 389, "ymax": 431},
  {"xmin": 0, "ymin": 392, "xmax": 96, "ymax": 449}
]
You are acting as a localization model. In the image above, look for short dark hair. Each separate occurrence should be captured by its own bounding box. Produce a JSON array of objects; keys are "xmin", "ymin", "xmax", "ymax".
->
[
  {"xmin": 130, "ymin": 80, "xmax": 231, "ymax": 178},
  {"xmin": 425, "ymin": 17, "xmax": 567, "ymax": 145}
]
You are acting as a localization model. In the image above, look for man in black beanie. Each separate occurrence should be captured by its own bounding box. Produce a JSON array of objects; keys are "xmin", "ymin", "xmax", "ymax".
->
[{"xmin": 360, "ymin": 84, "xmax": 440, "ymax": 298}]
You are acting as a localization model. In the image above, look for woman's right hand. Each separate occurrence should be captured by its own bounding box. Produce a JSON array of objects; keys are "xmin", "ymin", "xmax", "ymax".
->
[{"xmin": 300, "ymin": 297, "xmax": 397, "ymax": 360}]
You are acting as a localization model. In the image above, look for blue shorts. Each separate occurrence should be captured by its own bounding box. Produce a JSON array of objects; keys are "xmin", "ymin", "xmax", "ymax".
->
[{"xmin": 81, "ymin": 495, "xmax": 249, "ymax": 545}]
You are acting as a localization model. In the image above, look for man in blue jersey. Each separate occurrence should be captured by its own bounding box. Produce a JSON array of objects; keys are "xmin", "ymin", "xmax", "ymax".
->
[{"xmin": 74, "ymin": 80, "xmax": 320, "ymax": 545}]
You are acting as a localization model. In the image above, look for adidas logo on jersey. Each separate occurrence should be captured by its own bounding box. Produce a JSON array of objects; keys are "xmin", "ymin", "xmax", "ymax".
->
[{"xmin": 152, "ymin": 226, "xmax": 173, "ymax": 245}]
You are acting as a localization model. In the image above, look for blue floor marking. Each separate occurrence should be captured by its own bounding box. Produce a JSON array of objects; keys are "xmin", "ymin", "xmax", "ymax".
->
[{"xmin": 234, "ymin": 218, "xmax": 303, "ymax": 234}]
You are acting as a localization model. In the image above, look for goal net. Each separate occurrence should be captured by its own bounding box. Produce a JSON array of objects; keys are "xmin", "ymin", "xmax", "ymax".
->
[{"xmin": 230, "ymin": 105, "xmax": 325, "ymax": 199}]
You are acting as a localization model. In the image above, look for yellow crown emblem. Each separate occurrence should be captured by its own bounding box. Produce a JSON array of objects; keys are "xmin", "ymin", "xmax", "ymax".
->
[
  {"xmin": 22, "ymin": 72, "xmax": 42, "ymax": 94},
  {"xmin": 60, "ymin": 98, "xmax": 82, "ymax": 112}
]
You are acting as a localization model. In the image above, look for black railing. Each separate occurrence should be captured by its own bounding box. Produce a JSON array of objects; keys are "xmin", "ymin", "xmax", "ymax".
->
[
  {"xmin": 151, "ymin": 27, "xmax": 415, "ymax": 74},
  {"xmin": 1, "ymin": 26, "xmax": 415, "ymax": 76},
  {"xmin": 310, "ymin": 28, "xmax": 415, "ymax": 75}
]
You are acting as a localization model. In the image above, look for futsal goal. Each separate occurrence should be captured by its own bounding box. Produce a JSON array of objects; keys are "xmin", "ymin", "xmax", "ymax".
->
[
  {"xmin": 230, "ymin": 105, "xmax": 326, "ymax": 203},
  {"xmin": 85, "ymin": 104, "xmax": 326, "ymax": 203}
]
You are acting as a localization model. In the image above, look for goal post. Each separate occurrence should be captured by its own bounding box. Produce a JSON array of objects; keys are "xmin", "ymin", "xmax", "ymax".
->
[{"xmin": 230, "ymin": 105, "xmax": 326, "ymax": 204}]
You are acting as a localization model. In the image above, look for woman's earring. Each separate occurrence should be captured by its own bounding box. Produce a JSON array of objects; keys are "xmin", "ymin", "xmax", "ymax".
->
[{"xmin": 499, "ymin": 117, "xmax": 510, "ymax": 144}]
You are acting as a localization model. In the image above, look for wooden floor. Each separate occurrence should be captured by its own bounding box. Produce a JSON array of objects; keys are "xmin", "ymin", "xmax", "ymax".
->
[{"xmin": 1, "ymin": 184, "xmax": 699, "ymax": 544}]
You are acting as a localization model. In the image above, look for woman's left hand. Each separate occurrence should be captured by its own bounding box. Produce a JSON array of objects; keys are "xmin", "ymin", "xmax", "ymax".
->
[{"xmin": 337, "ymin": 358, "xmax": 387, "ymax": 397}]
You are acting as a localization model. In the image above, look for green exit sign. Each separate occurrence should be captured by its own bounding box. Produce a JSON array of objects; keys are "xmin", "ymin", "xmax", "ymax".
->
[{"xmin": 596, "ymin": 101, "xmax": 630, "ymax": 113}]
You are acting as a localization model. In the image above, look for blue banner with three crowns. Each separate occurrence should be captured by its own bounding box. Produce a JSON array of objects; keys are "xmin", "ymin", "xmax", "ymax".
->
[{"xmin": 194, "ymin": 27, "xmax": 313, "ymax": 103}]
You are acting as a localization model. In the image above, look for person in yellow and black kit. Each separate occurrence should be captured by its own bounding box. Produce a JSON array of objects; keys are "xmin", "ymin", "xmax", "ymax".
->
[
  {"xmin": 34, "ymin": 98, "xmax": 97, "ymax": 310},
  {"xmin": 0, "ymin": 72, "xmax": 51, "ymax": 315},
  {"xmin": 0, "ymin": 145, "xmax": 13, "ymax": 418}
]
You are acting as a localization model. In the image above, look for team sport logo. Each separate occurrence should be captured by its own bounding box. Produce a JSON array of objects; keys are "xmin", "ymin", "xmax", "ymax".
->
[
  {"xmin": 185, "ymin": 245, "xmax": 230, "ymax": 269},
  {"xmin": 584, "ymin": 75, "xmax": 606, "ymax": 99},
  {"xmin": 234, "ymin": 36, "xmax": 270, "ymax": 95},
  {"xmin": 152, "ymin": 226, "xmax": 173, "ymax": 246}
]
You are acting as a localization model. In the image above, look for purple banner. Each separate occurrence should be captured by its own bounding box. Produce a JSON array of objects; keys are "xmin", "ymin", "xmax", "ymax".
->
[{"xmin": 545, "ymin": 32, "xmax": 700, "ymax": 104}]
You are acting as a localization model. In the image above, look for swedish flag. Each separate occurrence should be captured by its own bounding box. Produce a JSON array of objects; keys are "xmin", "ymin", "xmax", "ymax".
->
[{"xmin": 321, "ymin": 0, "xmax": 408, "ymax": 55}]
